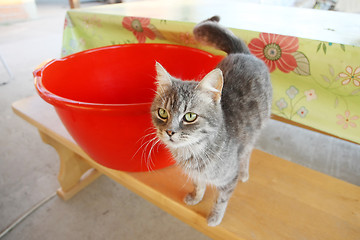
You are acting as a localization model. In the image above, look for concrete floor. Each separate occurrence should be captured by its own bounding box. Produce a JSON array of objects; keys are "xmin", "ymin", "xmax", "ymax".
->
[{"xmin": 0, "ymin": 2, "xmax": 359, "ymax": 240}]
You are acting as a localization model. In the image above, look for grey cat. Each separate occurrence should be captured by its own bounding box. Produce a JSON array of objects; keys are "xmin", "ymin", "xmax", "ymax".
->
[{"xmin": 150, "ymin": 16, "xmax": 272, "ymax": 226}]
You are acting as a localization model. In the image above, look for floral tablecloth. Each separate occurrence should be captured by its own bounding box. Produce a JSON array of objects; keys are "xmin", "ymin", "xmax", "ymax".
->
[{"xmin": 61, "ymin": 2, "xmax": 360, "ymax": 144}]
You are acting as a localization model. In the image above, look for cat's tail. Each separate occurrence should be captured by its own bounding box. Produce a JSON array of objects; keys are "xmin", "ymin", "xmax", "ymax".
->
[{"xmin": 193, "ymin": 16, "xmax": 250, "ymax": 55}]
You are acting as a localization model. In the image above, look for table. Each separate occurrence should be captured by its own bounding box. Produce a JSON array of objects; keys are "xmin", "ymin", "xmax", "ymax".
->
[{"xmin": 61, "ymin": 0, "xmax": 360, "ymax": 144}]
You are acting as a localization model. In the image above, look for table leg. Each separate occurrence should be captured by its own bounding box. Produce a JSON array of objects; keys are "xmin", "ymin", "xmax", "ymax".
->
[{"xmin": 39, "ymin": 131, "xmax": 102, "ymax": 200}]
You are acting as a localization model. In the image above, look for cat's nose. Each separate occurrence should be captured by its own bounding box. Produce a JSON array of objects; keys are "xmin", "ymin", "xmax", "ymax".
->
[{"xmin": 166, "ymin": 130, "xmax": 176, "ymax": 137}]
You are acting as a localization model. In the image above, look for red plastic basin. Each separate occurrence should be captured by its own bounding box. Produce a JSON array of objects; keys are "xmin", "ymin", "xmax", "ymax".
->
[{"xmin": 34, "ymin": 44, "xmax": 223, "ymax": 171}]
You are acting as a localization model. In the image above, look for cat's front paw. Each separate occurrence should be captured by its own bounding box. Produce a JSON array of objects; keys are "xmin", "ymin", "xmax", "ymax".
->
[
  {"xmin": 184, "ymin": 193, "xmax": 202, "ymax": 206},
  {"xmin": 207, "ymin": 212, "xmax": 223, "ymax": 227}
]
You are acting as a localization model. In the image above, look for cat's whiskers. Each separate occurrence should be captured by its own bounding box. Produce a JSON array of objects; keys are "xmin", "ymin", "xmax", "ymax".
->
[
  {"xmin": 136, "ymin": 126, "xmax": 157, "ymax": 144},
  {"xmin": 141, "ymin": 135, "xmax": 159, "ymax": 171},
  {"xmin": 136, "ymin": 131, "xmax": 157, "ymax": 145},
  {"xmin": 131, "ymin": 128, "xmax": 157, "ymax": 162},
  {"xmin": 141, "ymin": 139, "xmax": 154, "ymax": 171},
  {"xmin": 146, "ymin": 138, "xmax": 161, "ymax": 171},
  {"xmin": 131, "ymin": 128, "xmax": 159, "ymax": 171}
]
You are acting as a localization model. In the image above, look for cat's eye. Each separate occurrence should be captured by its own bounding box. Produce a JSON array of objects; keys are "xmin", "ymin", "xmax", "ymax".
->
[
  {"xmin": 183, "ymin": 112, "xmax": 198, "ymax": 123},
  {"xmin": 158, "ymin": 108, "xmax": 168, "ymax": 120}
]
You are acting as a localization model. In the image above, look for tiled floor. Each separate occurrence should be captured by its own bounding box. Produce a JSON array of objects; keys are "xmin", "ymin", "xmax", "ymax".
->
[{"xmin": 0, "ymin": 2, "xmax": 359, "ymax": 240}]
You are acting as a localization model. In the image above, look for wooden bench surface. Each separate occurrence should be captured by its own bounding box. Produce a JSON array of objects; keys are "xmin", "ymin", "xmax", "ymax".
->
[{"xmin": 12, "ymin": 95, "xmax": 360, "ymax": 240}]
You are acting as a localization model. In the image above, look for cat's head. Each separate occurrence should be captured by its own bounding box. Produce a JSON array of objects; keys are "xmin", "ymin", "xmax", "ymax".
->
[{"xmin": 151, "ymin": 62, "xmax": 223, "ymax": 150}]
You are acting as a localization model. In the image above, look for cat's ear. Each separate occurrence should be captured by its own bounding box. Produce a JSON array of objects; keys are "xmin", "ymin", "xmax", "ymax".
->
[
  {"xmin": 197, "ymin": 68, "xmax": 223, "ymax": 102},
  {"xmin": 155, "ymin": 62, "xmax": 172, "ymax": 88}
]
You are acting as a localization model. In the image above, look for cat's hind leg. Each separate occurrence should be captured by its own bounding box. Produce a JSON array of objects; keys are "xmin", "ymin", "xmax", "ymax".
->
[
  {"xmin": 239, "ymin": 150, "xmax": 251, "ymax": 182},
  {"xmin": 184, "ymin": 180, "xmax": 206, "ymax": 206},
  {"xmin": 239, "ymin": 143, "xmax": 255, "ymax": 182}
]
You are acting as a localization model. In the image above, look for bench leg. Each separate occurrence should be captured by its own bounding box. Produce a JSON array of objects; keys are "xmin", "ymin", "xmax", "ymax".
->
[{"xmin": 39, "ymin": 131, "xmax": 102, "ymax": 200}]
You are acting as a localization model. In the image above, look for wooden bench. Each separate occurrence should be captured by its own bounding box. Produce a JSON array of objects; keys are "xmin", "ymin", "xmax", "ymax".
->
[{"xmin": 12, "ymin": 95, "xmax": 360, "ymax": 240}]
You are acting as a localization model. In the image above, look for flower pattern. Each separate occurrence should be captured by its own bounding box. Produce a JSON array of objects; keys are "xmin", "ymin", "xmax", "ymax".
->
[
  {"xmin": 336, "ymin": 111, "xmax": 359, "ymax": 129},
  {"xmin": 286, "ymin": 86, "xmax": 299, "ymax": 99},
  {"xmin": 297, "ymin": 107, "xmax": 308, "ymax": 118},
  {"xmin": 61, "ymin": 12, "xmax": 360, "ymax": 144},
  {"xmin": 338, "ymin": 66, "xmax": 360, "ymax": 87},
  {"xmin": 274, "ymin": 85, "xmax": 318, "ymax": 120},
  {"xmin": 248, "ymin": 33, "xmax": 299, "ymax": 73},
  {"xmin": 316, "ymin": 41, "xmax": 345, "ymax": 54},
  {"xmin": 64, "ymin": 17, "xmax": 69, "ymax": 30},
  {"xmin": 122, "ymin": 17, "xmax": 156, "ymax": 43},
  {"xmin": 304, "ymin": 89, "xmax": 317, "ymax": 101},
  {"xmin": 276, "ymin": 98, "xmax": 288, "ymax": 111}
]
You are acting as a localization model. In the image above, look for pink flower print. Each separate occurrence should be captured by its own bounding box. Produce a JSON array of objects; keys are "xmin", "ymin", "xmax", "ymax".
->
[
  {"xmin": 64, "ymin": 16, "xmax": 73, "ymax": 29},
  {"xmin": 304, "ymin": 89, "xmax": 317, "ymax": 101},
  {"xmin": 297, "ymin": 106, "xmax": 308, "ymax": 118},
  {"xmin": 338, "ymin": 66, "xmax": 360, "ymax": 87},
  {"xmin": 64, "ymin": 17, "xmax": 68, "ymax": 30},
  {"xmin": 248, "ymin": 33, "xmax": 299, "ymax": 73},
  {"xmin": 276, "ymin": 98, "xmax": 288, "ymax": 110},
  {"xmin": 122, "ymin": 17, "xmax": 156, "ymax": 43},
  {"xmin": 336, "ymin": 111, "xmax": 359, "ymax": 129}
]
